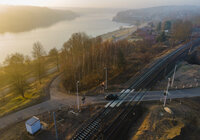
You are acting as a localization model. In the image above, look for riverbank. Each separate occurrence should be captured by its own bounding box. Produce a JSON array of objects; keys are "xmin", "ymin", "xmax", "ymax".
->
[
  {"xmin": 0, "ymin": 10, "xmax": 127, "ymax": 64},
  {"xmin": 100, "ymin": 23, "xmax": 147, "ymax": 41}
]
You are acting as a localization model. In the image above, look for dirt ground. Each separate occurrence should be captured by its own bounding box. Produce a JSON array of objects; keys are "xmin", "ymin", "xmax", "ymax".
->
[
  {"xmin": 129, "ymin": 98, "xmax": 200, "ymax": 140},
  {"xmin": 0, "ymin": 104, "xmax": 104, "ymax": 140},
  {"xmin": 1, "ymin": 98, "xmax": 200, "ymax": 140},
  {"xmin": 153, "ymin": 61, "xmax": 200, "ymax": 90}
]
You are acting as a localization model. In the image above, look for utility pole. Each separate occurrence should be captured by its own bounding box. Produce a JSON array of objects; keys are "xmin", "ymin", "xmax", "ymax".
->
[
  {"xmin": 53, "ymin": 112, "xmax": 58, "ymax": 140},
  {"xmin": 189, "ymin": 43, "xmax": 193, "ymax": 54},
  {"xmin": 164, "ymin": 78, "xmax": 170, "ymax": 107},
  {"xmin": 76, "ymin": 81, "xmax": 80, "ymax": 111},
  {"xmin": 188, "ymin": 34, "xmax": 193, "ymax": 54},
  {"xmin": 171, "ymin": 65, "xmax": 177, "ymax": 87},
  {"xmin": 166, "ymin": 78, "xmax": 170, "ymax": 94},
  {"xmin": 104, "ymin": 67, "xmax": 108, "ymax": 90},
  {"xmin": 163, "ymin": 90, "xmax": 167, "ymax": 107}
]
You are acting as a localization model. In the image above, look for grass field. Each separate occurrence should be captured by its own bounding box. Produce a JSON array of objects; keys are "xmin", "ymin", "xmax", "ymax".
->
[
  {"xmin": 0, "ymin": 56, "xmax": 59, "ymax": 117},
  {"xmin": 0, "ymin": 71, "xmax": 59, "ymax": 117}
]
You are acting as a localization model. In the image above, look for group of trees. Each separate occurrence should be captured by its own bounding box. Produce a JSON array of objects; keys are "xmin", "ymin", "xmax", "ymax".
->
[
  {"xmin": 4, "ymin": 53, "xmax": 28, "ymax": 97},
  {"xmin": 60, "ymin": 33, "xmax": 131, "ymax": 91},
  {"xmin": 156, "ymin": 32, "xmax": 167, "ymax": 42},
  {"xmin": 49, "ymin": 48, "xmax": 59, "ymax": 71},
  {"xmin": 156, "ymin": 20, "xmax": 193, "ymax": 44},
  {"xmin": 4, "ymin": 18, "xmax": 193, "ymax": 96},
  {"xmin": 32, "ymin": 42, "xmax": 47, "ymax": 84},
  {"xmin": 172, "ymin": 20, "xmax": 193, "ymax": 41},
  {"xmin": 1, "ymin": 30, "xmax": 170, "ymax": 97},
  {"xmin": 60, "ymin": 32, "xmax": 168, "ymax": 92},
  {"xmin": 156, "ymin": 21, "xmax": 171, "ymax": 43},
  {"xmin": 157, "ymin": 21, "xmax": 172, "ymax": 31},
  {"xmin": 3, "ymin": 42, "xmax": 49, "ymax": 97}
]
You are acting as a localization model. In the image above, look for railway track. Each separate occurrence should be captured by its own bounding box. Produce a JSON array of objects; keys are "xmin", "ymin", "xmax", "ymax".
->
[{"xmin": 71, "ymin": 39, "xmax": 200, "ymax": 140}]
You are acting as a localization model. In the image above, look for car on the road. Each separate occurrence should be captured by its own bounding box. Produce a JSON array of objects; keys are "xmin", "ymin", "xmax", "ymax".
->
[{"xmin": 105, "ymin": 94, "xmax": 118, "ymax": 100}]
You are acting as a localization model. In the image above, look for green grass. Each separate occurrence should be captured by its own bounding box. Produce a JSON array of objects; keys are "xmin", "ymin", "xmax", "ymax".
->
[
  {"xmin": 0, "ymin": 67, "xmax": 59, "ymax": 117},
  {"xmin": 0, "ymin": 69, "xmax": 10, "ymax": 89}
]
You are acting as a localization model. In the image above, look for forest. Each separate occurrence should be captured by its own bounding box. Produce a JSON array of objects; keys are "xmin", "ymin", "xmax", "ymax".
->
[{"xmin": 60, "ymin": 32, "xmax": 169, "ymax": 92}]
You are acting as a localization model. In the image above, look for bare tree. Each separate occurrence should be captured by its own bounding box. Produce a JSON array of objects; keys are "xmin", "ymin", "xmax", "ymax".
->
[
  {"xmin": 32, "ymin": 42, "xmax": 46, "ymax": 84},
  {"xmin": 4, "ymin": 53, "xmax": 28, "ymax": 98},
  {"xmin": 172, "ymin": 20, "xmax": 193, "ymax": 41},
  {"xmin": 25, "ymin": 55, "xmax": 31, "ymax": 65},
  {"xmin": 49, "ymin": 48, "xmax": 60, "ymax": 71},
  {"xmin": 60, "ymin": 32, "xmax": 134, "ymax": 91}
]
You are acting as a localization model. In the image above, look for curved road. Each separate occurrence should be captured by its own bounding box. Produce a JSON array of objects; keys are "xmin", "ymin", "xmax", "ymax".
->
[
  {"xmin": 0, "ymin": 74, "xmax": 105, "ymax": 130},
  {"xmin": 0, "ymin": 74, "xmax": 200, "ymax": 130}
]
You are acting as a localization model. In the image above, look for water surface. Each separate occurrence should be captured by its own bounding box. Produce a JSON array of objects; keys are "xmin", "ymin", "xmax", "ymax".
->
[{"xmin": 0, "ymin": 9, "xmax": 127, "ymax": 63}]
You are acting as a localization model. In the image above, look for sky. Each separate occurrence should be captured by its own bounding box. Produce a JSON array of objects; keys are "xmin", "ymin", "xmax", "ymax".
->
[{"xmin": 0, "ymin": 0, "xmax": 200, "ymax": 8}]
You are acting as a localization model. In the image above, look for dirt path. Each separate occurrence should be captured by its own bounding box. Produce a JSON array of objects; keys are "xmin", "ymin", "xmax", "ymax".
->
[{"xmin": 49, "ymin": 74, "xmax": 106, "ymax": 107}]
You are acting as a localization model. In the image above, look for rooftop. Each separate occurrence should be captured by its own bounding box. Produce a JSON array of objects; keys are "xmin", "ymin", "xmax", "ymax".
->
[{"xmin": 26, "ymin": 116, "xmax": 40, "ymax": 126}]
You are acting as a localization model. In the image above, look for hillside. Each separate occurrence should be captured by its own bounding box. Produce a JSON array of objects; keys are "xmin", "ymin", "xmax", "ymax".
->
[
  {"xmin": 0, "ymin": 6, "xmax": 78, "ymax": 33},
  {"xmin": 113, "ymin": 6, "xmax": 200, "ymax": 24}
]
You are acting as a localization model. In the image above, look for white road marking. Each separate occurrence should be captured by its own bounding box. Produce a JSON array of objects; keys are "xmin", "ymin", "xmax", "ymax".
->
[{"xmin": 117, "ymin": 89, "xmax": 135, "ymax": 107}]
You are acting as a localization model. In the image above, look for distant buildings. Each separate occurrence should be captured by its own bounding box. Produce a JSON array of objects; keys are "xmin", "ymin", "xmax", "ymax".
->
[{"xmin": 129, "ymin": 26, "xmax": 156, "ymax": 43}]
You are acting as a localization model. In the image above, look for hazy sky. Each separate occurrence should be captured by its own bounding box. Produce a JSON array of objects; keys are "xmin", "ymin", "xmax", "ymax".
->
[{"xmin": 0, "ymin": 0, "xmax": 200, "ymax": 8}]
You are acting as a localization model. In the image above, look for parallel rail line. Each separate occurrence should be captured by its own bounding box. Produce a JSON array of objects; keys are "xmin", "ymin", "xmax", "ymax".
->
[{"xmin": 72, "ymin": 39, "xmax": 200, "ymax": 140}]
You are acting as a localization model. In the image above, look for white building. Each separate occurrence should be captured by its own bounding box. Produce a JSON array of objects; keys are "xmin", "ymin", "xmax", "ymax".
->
[{"xmin": 25, "ymin": 116, "xmax": 41, "ymax": 135}]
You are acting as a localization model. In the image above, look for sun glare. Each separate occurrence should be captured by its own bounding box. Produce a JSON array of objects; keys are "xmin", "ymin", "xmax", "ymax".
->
[
  {"xmin": 0, "ymin": 0, "xmax": 52, "ymax": 6},
  {"xmin": 0, "ymin": 0, "xmax": 84, "ymax": 8}
]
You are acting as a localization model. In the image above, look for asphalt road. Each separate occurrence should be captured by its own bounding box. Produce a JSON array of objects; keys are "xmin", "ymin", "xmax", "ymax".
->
[
  {"xmin": 0, "ymin": 74, "xmax": 104, "ymax": 130},
  {"xmin": 0, "ymin": 73, "xmax": 200, "ymax": 130},
  {"xmin": 143, "ymin": 88, "xmax": 200, "ymax": 101}
]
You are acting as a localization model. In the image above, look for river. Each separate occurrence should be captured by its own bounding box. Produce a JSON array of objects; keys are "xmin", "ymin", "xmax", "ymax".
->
[{"xmin": 0, "ymin": 8, "xmax": 128, "ymax": 63}]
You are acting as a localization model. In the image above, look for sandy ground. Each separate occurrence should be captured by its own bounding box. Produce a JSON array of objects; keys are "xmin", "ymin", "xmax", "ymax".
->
[
  {"xmin": 2, "ymin": 97, "xmax": 200, "ymax": 140},
  {"xmin": 100, "ymin": 23, "xmax": 147, "ymax": 41},
  {"xmin": 129, "ymin": 98, "xmax": 200, "ymax": 140}
]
